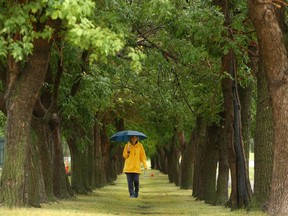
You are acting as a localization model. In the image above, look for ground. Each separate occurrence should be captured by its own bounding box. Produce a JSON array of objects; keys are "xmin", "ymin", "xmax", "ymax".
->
[{"xmin": 0, "ymin": 168, "xmax": 266, "ymax": 216}]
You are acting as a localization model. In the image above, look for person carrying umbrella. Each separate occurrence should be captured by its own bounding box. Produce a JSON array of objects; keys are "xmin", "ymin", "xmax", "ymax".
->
[{"xmin": 123, "ymin": 135, "xmax": 147, "ymax": 198}]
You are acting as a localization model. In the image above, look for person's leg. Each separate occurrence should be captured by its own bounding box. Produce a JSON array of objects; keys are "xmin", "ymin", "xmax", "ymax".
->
[
  {"xmin": 126, "ymin": 173, "xmax": 135, "ymax": 197},
  {"xmin": 133, "ymin": 173, "xmax": 140, "ymax": 198}
]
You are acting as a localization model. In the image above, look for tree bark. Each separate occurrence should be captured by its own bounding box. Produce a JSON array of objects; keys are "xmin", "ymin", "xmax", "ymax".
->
[
  {"xmin": 215, "ymin": 115, "xmax": 229, "ymax": 206},
  {"xmin": 253, "ymin": 52, "xmax": 274, "ymax": 210},
  {"xmin": 68, "ymin": 136, "xmax": 87, "ymax": 194},
  {"xmin": 156, "ymin": 147, "xmax": 168, "ymax": 174},
  {"xmin": 213, "ymin": 0, "xmax": 253, "ymax": 208},
  {"xmin": 86, "ymin": 132, "xmax": 95, "ymax": 189},
  {"xmin": 249, "ymin": 2, "xmax": 288, "ymax": 215},
  {"xmin": 94, "ymin": 114, "xmax": 106, "ymax": 188},
  {"xmin": 100, "ymin": 115, "xmax": 113, "ymax": 184},
  {"xmin": 31, "ymin": 118, "xmax": 53, "ymax": 202},
  {"xmin": 180, "ymin": 131, "xmax": 194, "ymax": 189},
  {"xmin": 166, "ymin": 132, "xmax": 180, "ymax": 186},
  {"xmin": 0, "ymin": 38, "xmax": 53, "ymax": 206},
  {"xmin": 50, "ymin": 115, "xmax": 72, "ymax": 198},
  {"xmin": 26, "ymin": 132, "xmax": 41, "ymax": 207},
  {"xmin": 203, "ymin": 124, "xmax": 219, "ymax": 205},
  {"xmin": 192, "ymin": 118, "xmax": 207, "ymax": 200},
  {"xmin": 238, "ymin": 83, "xmax": 253, "ymax": 168},
  {"xmin": 114, "ymin": 117, "xmax": 125, "ymax": 174},
  {"xmin": 221, "ymin": 50, "xmax": 252, "ymax": 209},
  {"xmin": 232, "ymin": 72, "xmax": 252, "ymax": 207}
]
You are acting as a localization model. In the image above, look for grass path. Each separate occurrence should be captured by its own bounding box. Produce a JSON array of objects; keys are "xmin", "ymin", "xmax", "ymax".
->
[{"xmin": 1, "ymin": 169, "xmax": 266, "ymax": 216}]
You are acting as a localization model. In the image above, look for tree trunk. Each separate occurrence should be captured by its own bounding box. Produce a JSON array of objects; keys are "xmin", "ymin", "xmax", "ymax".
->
[
  {"xmin": 253, "ymin": 53, "xmax": 274, "ymax": 210},
  {"xmin": 166, "ymin": 133, "xmax": 180, "ymax": 186},
  {"xmin": 221, "ymin": 50, "xmax": 252, "ymax": 209},
  {"xmin": 221, "ymin": 51, "xmax": 238, "ymax": 209},
  {"xmin": 180, "ymin": 131, "xmax": 194, "ymax": 189},
  {"xmin": 238, "ymin": 83, "xmax": 253, "ymax": 168},
  {"xmin": 192, "ymin": 118, "xmax": 207, "ymax": 200},
  {"xmin": 232, "ymin": 65, "xmax": 252, "ymax": 207},
  {"xmin": 203, "ymin": 124, "xmax": 221, "ymax": 205},
  {"xmin": 109, "ymin": 142, "xmax": 122, "ymax": 182},
  {"xmin": 31, "ymin": 118, "xmax": 52, "ymax": 203},
  {"xmin": 87, "ymin": 133, "xmax": 95, "ymax": 189},
  {"xmin": 100, "ymin": 116, "xmax": 112, "ymax": 183},
  {"xmin": 68, "ymin": 137, "xmax": 87, "ymax": 194},
  {"xmin": 215, "ymin": 114, "xmax": 229, "ymax": 206},
  {"xmin": 0, "ymin": 38, "xmax": 53, "ymax": 206},
  {"xmin": 29, "ymin": 43, "xmax": 64, "ymax": 202},
  {"xmin": 26, "ymin": 132, "xmax": 42, "ymax": 207},
  {"xmin": 94, "ymin": 114, "xmax": 106, "ymax": 188},
  {"xmin": 157, "ymin": 147, "xmax": 168, "ymax": 174},
  {"xmin": 239, "ymin": 44, "xmax": 257, "ymax": 171},
  {"xmin": 50, "ymin": 115, "xmax": 72, "ymax": 198},
  {"xmin": 109, "ymin": 129, "xmax": 123, "ymax": 182},
  {"xmin": 114, "ymin": 117, "xmax": 125, "ymax": 175},
  {"xmin": 214, "ymin": 0, "xmax": 252, "ymax": 208},
  {"xmin": 249, "ymin": 2, "xmax": 288, "ymax": 215}
]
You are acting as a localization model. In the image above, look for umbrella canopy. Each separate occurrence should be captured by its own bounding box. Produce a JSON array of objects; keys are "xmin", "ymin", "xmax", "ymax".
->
[{"xmin": 109, "ymin": 130, "xmax": 147, "ymax": 142}]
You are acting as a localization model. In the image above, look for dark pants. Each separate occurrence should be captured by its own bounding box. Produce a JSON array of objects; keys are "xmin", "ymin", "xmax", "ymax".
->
[{"xmin": 126, "ymin": 173, "xmax": 140, "ymax": 197}]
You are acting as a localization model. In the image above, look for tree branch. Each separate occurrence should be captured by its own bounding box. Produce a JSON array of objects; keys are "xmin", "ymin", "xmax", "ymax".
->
[{"xmin": 136, "ymin": 29, "xmax": 178, "ymax": 62}]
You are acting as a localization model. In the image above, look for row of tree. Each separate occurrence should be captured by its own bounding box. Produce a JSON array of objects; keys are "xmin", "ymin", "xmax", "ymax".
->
[{"xmin": 0, "ymin": 0, "xmax": 287, "ymax": 215}]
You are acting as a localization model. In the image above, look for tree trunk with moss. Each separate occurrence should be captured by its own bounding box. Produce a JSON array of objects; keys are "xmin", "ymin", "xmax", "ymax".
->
[
  {"xmin": 203, "ymin": 124, "xmax": 220, "ymax": 204},
  {"xmin": 68, "ymin": 138, "xmax": 87, "ymax": 194},
  {"xmin": 253, "ymin": 53, "xmax": 274, "ymax": 210},
  {"xmin": 27, "ymin": 133, "xmax": 47, "ymax": 207},
  {"xmin": 249, "ymin": 2, "xmax": 288, "ymax": 215},
  {"xmin": 192, "ymin": 118, "xmax": 207, "ymax": 200},
  {"xmin": 86, "ymin": 133, "xmax": 95, "ymax": 189},
  {"xmin": 31, "ymin": 118, "xmax": 53, "ymax": 202},
  {"xmin": 0, "ymin": 38, "xmax": 53, "ymax": 206},
  {"xmin": 50, "ymin": 115, "xmax": 72, "ymax": 198}
]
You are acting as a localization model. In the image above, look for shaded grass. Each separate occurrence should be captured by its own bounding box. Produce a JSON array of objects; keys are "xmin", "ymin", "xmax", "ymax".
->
[{"xmin": 0, "ymin": 169, "xmax": 267, "ymax": 216}]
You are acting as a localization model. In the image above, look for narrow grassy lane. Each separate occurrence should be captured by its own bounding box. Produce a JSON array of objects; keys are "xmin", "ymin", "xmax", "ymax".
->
[{"xmin": 1, "ymin": 169, "xmax": 266, "ymax": 216}]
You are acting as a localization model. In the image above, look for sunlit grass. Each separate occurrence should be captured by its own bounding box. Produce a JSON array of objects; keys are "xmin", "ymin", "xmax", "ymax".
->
[{"xmin": 0, "ymin": 169, "xmax": 266, "ymax": 216}]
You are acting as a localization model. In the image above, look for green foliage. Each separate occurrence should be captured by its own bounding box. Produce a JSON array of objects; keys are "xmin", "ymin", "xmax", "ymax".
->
[
  {"xmin": 0, "ymin": 0, "xmax": 256, "ymax": 159},
  {"xmin": 58, "ymin": 45, "xmax": 117, "ymax": 132},
  {"xmin": 0, "ymin": 0, "xmax": 125, "ymax": 62},
  {"xmin": 45, "ymin": 0, "xmax": 95, "ymax": 22},
  {"xmin": 91, "ymin": 0, "xmax": 229, "ymax": 150},
  {"xmin": 0, "ymin": 3, "xmax": 34, "ymax": 60},
  {"xmin": 127, "ymin": 48, "xmax": 146, "ymax": 71},
  {"xmin": 67, "ymin": 20, "xmax": 124, "ymax": 62}
]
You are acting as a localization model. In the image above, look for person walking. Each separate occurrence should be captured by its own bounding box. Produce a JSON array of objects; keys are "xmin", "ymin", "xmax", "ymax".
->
[{"xmin": 123, "ymin": 135, "xmax": 147, "ymax": 198}]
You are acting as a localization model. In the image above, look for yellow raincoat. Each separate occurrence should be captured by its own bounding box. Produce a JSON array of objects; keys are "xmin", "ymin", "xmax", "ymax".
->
[{"xmin": 123, "ymin": 141, "xmax": 147, "ymax": 174}]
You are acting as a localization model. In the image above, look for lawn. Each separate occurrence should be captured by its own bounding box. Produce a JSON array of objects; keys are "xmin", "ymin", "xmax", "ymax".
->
[{"xmin": 0, "ymin": 169, "xmax": 266, "ymax": 216}]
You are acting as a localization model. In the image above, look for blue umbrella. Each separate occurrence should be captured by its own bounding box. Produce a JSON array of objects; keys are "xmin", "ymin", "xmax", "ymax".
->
[{"xmin": 110, "ymin": 130, "xmax": 147, "ymax": 142}]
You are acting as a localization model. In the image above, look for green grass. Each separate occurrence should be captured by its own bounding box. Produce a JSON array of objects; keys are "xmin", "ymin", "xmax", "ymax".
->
[{"xmin": 0, "ymin": 169, "xmax": 266, "ymax": 216}]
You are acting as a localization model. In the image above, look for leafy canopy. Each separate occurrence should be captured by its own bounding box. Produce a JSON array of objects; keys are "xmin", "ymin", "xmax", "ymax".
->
[{"xmin": 0, "ymin": 0, "xmax": 124, "ymax": 62}]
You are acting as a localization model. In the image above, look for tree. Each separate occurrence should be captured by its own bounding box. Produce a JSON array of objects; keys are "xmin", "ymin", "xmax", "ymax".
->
[
  {"xmin": 212, "ymin": 0, "xmax": 253, "ymax": 208},
  {"xmin": 249, "ymin": 1, "xmax": 288, "ymax": 215},
  {"xmin": 0, "ymin": 0, "xmax": 123, "ymax": 206},
  {"xmin": 253, "ymin": 52, "xmax": 274, "ymax": 210}
]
